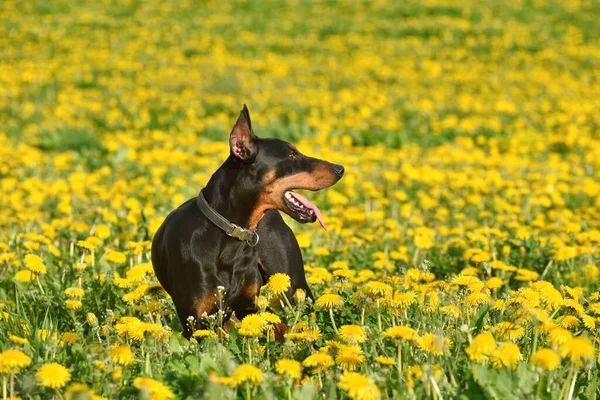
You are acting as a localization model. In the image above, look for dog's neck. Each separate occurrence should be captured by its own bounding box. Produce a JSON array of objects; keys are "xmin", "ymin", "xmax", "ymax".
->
[{"xmin": 202, "ymin": 156, "xmax": 261, "ymax": 230}]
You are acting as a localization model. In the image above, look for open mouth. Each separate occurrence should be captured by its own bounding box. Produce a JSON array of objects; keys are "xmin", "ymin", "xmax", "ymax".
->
[{"xmin": 283, "ymin": 190, "xmax": 327, "ymax": 230}]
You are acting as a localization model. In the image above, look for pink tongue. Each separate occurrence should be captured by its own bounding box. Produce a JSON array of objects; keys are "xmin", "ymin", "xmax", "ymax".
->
[{"xmin": 290, "ymin": 192, "xmax": 327, "ymax": 231}]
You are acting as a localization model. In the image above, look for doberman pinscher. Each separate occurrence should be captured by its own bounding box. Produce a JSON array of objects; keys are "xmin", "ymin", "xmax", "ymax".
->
[{"xmin": 151, "ymin": 105, "xmax": 344, "ymax": 338}]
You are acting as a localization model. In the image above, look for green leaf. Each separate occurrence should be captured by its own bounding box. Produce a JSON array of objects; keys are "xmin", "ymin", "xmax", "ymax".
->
[{"xmin": 168, "ymin": 333, "xmax": 185, "ymax": 353}]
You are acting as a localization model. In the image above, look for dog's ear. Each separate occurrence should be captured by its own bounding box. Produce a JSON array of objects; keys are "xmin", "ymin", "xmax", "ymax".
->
[{"xmin": 229, "ymin": 104, "xmax": 256, "ymax": 161}]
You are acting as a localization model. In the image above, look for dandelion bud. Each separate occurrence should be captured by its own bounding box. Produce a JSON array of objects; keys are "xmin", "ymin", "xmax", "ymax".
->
[
  {"xmin": 255, "ymin": 295, "xmax": 268, "ymax": 311},
  {"xmin": 72, "ymin": 262, "xmax": 86, "ymax": 272},
  {"xmin": 111, "ymin": 366, "xmax": 122, "ymax": 382},
  {"xmin": 294, "ymin": 289, "xmax": 306, "ymax": 303},
  {"xmin": 86, "ymin": 312, "xmax": 98, "ymax": 327}
]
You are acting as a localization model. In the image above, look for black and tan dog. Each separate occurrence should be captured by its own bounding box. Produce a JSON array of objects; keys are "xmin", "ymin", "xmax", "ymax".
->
[{"xmin": 151, "ymin": 105, "xmax": 344, "ymax": 338}]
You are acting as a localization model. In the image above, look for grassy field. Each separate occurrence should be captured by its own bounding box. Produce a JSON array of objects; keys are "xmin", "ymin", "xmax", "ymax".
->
[{"xmin": 1, "ymin": 0, "xmax": 600, "ymax": 398}]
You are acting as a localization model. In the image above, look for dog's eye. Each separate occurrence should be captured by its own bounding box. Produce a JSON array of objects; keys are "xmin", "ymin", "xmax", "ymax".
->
[{"xmin": 288, "ymin": 152, "xmax": 297, "ymax": 159}]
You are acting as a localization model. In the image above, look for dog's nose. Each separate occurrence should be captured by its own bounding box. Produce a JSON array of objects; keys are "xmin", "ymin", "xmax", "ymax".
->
[{"xmin": 333, "ymin": 164, "xmax": 345, "ymax": 178}]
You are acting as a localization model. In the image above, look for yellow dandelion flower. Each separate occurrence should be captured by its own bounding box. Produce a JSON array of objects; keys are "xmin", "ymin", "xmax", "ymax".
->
[
  {"xmin": 333, "ymin": 269, "xmax": 355, "ymax": 279},
  {"xmin": 452, "ymin": 275, "xmax": 481, "ymax": 286},
  {"xmin": 124, "ymin": 268, "xmax": 147, "ymax": 285},
  {"xmin": 418, "ymin": 291, "xmax": 440, "ymax": 313},
  {"xmin": 14, "ymin": 270, "xmax": 35, "ymax": 283},
  {"xmin": 104, "ymin": 250, "xmax": 127, "ymax": 264},
  {"xmin": 77, "ymin": 239, "xmax": 97, "ymax": 252},
  {"xmin": 293, "ymin": 289, "xmax": 306, "ymax": 303},
  {"xmin": 94, "ymin": 361, "xmax": 105, "ymax": 370},
  {"xmin": 113, "ymin": 272, "xmax": 134, "ymax": 288},
  {"xmin": 364, "ymin": 281, "xmax": 393, "ymax": 299},
  {"xmin": 72, "ymin": 262, "xmax": 86, "ymax": 272},
  {"xmin": 532, "ymin": 282, "xmax": 563, "ymax": 310},
  {"xmin": 466, "ymin": 291, "xmax": 491, "ymax": 307},
  {"xmin": 417, "ymin": 333, "xmax": 452, "ymax": 356},
  {"xmin": 486, "ymin": 277, "xmax": 504, "ymax": 290},
  {"xmin": 559, "ymin": 336, "xmax": 595, "ymax": 365},
  {"xmin": 490, "ymin": 343, "xmax": 521, "ymax": 370},
  {"xmin": 531, "ymin": 348, "xmax": 561, "ymax": 371},
  {"xmin": 65, "ymin": 383, "xmax": 93, "ymax": 398},
  {"xmin": 338, "ymin": 371, "xmax": 381, "ymax": 400},
  {"xmin": 0, "ymin": 349, "xmax": 32, "ymax": 373},
  {"xmin": 515, "ymin": 268, "xmax": 539, "ymax": 281},
  {"xmin": 440, "ymin": 305, "xmax": 461, "ymax": 318},
  {"xmin": 259, "ymin": 312, "xmax": 282, "ymax": 325},
  {"xmin": 231, "ymin": 364, "xmax": 264, "ymax": 386},
  {"xmin": 557, "ymin": 315, "xmax": 579, "ymax": 329},
  {"xmin": 9, "ymin": 335, "xmax": 29, "ymax": 346},
  {"xmin": 64, "ymin": 287, "xmax": 85, "ymax": 298},
  {"xmin": 315, "ymin": 293, "xmax": 344, "ymax": 310},
  {"xmin": 581, "ymin": 314, "xmax": 595, "ymax": 330},
  {"xmin": 493, "ymin": 322, "xmax": 525, "ymax": 341},
  {"xmin": 61, "ymin": 333, "xmax": 81, "ymax": 343},
  {"xmin": 112, "ymin": 367, "xmax": 122, "ymax": 382},
  {"xmin": 390, "ymin": 291, "xmax": 417, "ymax": 310},
  {"xmin": 339, "ymin": 325, "xmax": 366, "ymax": 344},
  {"xmin": 192, "ymin": 330, "xmax": 214, "ymax": 338},
  {"xmin": 94, "ymin": 224, "xmax": 111, "ymax": 239},
  {"xmin": 265, "ymin": 273, "xmax": 291, "ymax": 295},
  {"xmin": 24, "ymin": 254, "xmax": 47, "ymax": 274},
  {"xmin": 560, "ymin": 298, "xmax": 584, "ymax": 315},
  {"xmin": 275, "ymin": 359, "xmax": 302, "ymax": 380},
  {"xmin": 383, "ymin": 326, "xmax": 417, "ymax": 341},
  {"xmin": 555, "ymin": 246, "xmax": 577, "ymax": 261},
  {"xmin": 375, "ymin": 356, "xmax": 395, "ymax": 366},
  {"xmin": 466, "ymin": 332, "xmax": 497, "ymax": 363},
  {"xmin": 547, "ymin": 327, "xmax": 573, "ymax": 346},
  {"xmin": 314, "ymin": 247, "xmax": 330, "ymax": 256},
  {"xmin": 36, "ymin": 363, "xmax": 71, "ymax": 388},
  {"xmin": 238, "ymin": 314, "xmax": 267, "ymax": 337},
  {"xmin": 336, "ymin": 345, "xmax": 365, "ymax": 371},
  {"xmin": 303, "ymin": 352, "xmax": 334, "ymax": 369},
  {"xmin": 65, "ymin": 299, "xmax": 83, "ymax": 310},
  {"xmin": 133, "ymin": 377, "xmax": 175, "ymax": 399},
  {"xmin": 0, "ymin": 252, "xmax": 15, "ymax": 263},
  {"xmin": 111, "ymin": 345, "xmax": 135, "ymax": 366},
  {"xmin": 405, "ymin": 365, "xmax": 423, "ymax": 388}
]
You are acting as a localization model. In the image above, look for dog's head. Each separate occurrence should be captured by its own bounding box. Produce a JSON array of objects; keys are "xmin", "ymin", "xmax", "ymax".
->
[{"xmin": 229, "ymin": 105, "xmax": 344, "ymax": 229}]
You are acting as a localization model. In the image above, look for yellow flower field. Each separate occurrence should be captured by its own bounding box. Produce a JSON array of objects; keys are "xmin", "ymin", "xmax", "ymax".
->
[{"xmin": 1, "ymin": 0, "xmax": 599, "ymax": 398}]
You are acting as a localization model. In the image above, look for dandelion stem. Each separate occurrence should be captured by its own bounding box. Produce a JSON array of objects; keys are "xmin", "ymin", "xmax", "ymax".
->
[
  {"xmin": 531, "ymin": 328, "xmax": 539, "ymax": 357},
  {"xmin": 245, "ymin": 382, "xmax": 251, "ymax": 400},
  {"xmin": 566, "ymin": 369, "xmax": 578, "ymax": 400},
  {"xmin": 283, "ymin": 294, "xmax": 293, "ymax": 310},
  {"xmin": 397, "ymin": 344, "xmax": 403, "ymax": 380},
  {"xmin": 539, "ymin": 260, "xmax": 553, "ymax": 280},
  {"xmin": 317, "ymin": 368, "xmax": 323, "ymax": 389},
  {"xmin": 413, "ymin": 248, "xmax": 420, "ymax": 266},
  {"xmin": 329, "ymin": 308, "xmax": 338, "ymax": 335},
  {"xmin": 292, "ymin": 308, "xmax": 301, "ymax": 328},
  {"xmin": 559, "ymin": 364, "xmax": 575, "ymax": 400},
  {"xmin": 430, "ymin": 375, "xmax": 442, "ymax": 400},
  {"xmin": 361, "ymin": 307, "xmax": 365, "ymax": 326},
  {"xmin": 3, "ymin": 375, "xmax": 6, "ymax": 400},
  {"xmin": 248, "ymin": 341, "xmax": 252, "ymax": 364},
  {"xmin": 376, "ymin": 299, "xmax": 382, "ymax": 332},
  {"xmin": 536, "ymin": 375, "xmax": 544, "ymax": 399}
]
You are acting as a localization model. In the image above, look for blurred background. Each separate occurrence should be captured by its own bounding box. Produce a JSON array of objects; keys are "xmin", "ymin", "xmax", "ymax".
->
[{"xmin": 1, "ymin": 0, "xmax": 598, "ymax": 151}]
